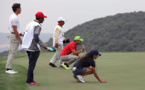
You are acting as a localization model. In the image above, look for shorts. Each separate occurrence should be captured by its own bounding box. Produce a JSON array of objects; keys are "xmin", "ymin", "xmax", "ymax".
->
[{"xmin": 72, "ymin": 67, "xmax": 87, "ymax": 75}]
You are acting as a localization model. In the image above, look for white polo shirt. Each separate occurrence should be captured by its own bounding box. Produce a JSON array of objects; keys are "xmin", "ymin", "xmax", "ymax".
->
[{"xmin": 9, "ymin": 13, "xmax": 20, "ymax": 33}]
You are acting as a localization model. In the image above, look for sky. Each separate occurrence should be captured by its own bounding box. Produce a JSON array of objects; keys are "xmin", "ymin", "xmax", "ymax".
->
[{"xmin": 0, "ymin": 0, "xmax": 145, "ymax": 34}]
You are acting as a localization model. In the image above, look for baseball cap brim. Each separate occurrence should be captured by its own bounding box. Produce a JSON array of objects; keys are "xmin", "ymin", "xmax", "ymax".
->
[
  {"xmin": 43, "ymin": 16, "xmax": 47, "ymax": 18},
  {"xmin": 98, "ymin": 54, "xmax": 101, "ymax": 56},
  {"xmin": 79, "ymin": 38, "xmax": 84, "ymax": 41}
]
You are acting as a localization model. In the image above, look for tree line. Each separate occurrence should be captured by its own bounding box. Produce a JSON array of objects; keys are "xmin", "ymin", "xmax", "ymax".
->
[{"xmin": 47, "ymin": 11, "xmax": 145, "ymax": 52}]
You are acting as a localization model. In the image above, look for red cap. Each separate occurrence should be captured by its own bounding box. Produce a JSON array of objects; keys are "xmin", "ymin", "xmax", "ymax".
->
[{"xmin": 35, "ymin": 12, "xmax": 47, "ymax": 18}]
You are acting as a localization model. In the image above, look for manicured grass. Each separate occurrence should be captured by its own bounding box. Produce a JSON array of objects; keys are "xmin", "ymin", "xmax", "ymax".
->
[
  {"xmin": 0, "ymin": 52, "xmax": 145, "ymax": 90},
  {"xmin": 0, "ymin": 63, "xmax": 29, "ymax": 90}
]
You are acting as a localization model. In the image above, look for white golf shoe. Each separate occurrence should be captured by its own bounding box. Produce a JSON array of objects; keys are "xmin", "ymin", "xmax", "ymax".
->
[
  {"xmin": 73, "ymin": 75, "xmax": 80, "ymax": 82},
  {"xmin": 6, "ymin": 70, "xmax": 18, "ymax": 74},
  {"xmin": 76, "ymin": 75, "xmax": 85, "ymax": 83}
]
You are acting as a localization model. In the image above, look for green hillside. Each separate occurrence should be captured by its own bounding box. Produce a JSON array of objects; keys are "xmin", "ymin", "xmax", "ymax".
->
[{"xmin": 47, "ymin": 11, "xmax": 145, "ymax": 52}]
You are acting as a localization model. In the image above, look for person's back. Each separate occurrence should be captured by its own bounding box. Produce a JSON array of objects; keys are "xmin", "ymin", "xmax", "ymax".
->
[
  {"xmin": 73, "ymin": 56, "xmax": 95, "ymax": 69},
  {"xmin": 22, "ymin": 20, "xmax": 42, "ymax": 50},
  {"xmin": 60, "ymin": 41, "xmax": 76, "ymax": 56},
  {"xmin": 9, "ymin": 13, "xmax": 20, "ymax": 33}
]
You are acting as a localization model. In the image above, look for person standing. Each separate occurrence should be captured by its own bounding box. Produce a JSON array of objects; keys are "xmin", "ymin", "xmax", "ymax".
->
[
  {"xmin": 60, "ymin": 36, "xmax": 85, "ymax": 70},
  {"xmin": 49, "ymin": 17, "xmax": 66, "ymax": 67},
  {"xmin": 6, "ymin": 3, "xmax": 23, "ymax": 74},
  {"xmin": 22, "ymin": 12, "xmax": 54, "ymax": 85},
  {"xmin": 72, "ymin": 49, "xmax": 106, "ymax": 83}
]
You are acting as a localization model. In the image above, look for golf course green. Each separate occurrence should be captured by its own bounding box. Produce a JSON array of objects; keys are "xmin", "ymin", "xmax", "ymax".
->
[{"xmin": 0, "ymin": 52, "xmax": 145, "ymax": 90}]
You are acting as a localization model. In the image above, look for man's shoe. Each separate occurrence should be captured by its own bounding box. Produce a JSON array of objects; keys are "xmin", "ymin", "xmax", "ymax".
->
[
  {"xmin": 76, "ymin": 75, "xmax": 85, "ymax": 83},
  {"xmin": 49, "ymin": 63, "xmax": 57, "ymax": 67},
  {"xmin": 33, "ymin": 80, "xmax": 37, "ymax": 83},
  {"xmin": 26, "ymin": 81, "xmax": 39, "ymax": 85},
  {"xmin": 62, "ymin": 63, "xmax": 72, "ymax": 70},
  {"xmin": 5, "ymin": 70, "xmax": 18, "ymax": 74}
]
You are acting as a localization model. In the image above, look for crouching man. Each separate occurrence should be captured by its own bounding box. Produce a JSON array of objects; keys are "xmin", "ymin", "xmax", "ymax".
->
[{"xmin": 60, "ymin": 36, "xmax": 85, "ymax": 70}]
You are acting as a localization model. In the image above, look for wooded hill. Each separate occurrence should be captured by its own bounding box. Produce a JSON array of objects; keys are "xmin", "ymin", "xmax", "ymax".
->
[{"xmin": 47, "ymin": 11, "xmax": 145, "ymax": 52}]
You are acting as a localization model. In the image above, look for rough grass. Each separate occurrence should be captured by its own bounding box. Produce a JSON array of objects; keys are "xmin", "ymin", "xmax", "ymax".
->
[{"xmin": 0, "ymin": 52, "xmax": 145, "ymax": 90}]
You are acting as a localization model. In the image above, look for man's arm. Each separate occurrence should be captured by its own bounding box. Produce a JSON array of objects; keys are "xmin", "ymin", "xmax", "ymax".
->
[
  {"xmin": 71, "ymin": 50, "xmax": 82, "ymax": 55},
  {"xmin": 54, "ymin": 28, "xmax": 59, "ymax": 48},
  {"xmin": 34, "ymin": 26, "xmax": 47, "ymax": 49},
  {"xmin": 13, "ymin": 26, "xmax": 22, "ymax": 44},
  {"xmin": 71, "ymin": 45, "xmax": 85, "ymax": 55}
]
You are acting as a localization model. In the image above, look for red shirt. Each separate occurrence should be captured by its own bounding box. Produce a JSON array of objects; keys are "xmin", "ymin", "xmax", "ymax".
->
[{"xmin": 60, "ymin": 41, "xmax": 76, "ymax": 56}]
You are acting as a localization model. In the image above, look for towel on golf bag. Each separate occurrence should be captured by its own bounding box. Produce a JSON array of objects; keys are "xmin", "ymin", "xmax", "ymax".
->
[{"xmin": 47, "ymin": 47, "xmax": 56, "ymax": 52}]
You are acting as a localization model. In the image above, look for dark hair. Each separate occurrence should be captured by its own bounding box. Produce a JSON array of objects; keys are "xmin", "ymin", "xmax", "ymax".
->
[
  {"xmin": 58, "ymin": 21, "xmax": 64, "ymax": 23},
  {"xmin": 36, "ymin": 17, "xmax": 44, "ymax": 20},
  {"xmin": 79, "ymin": 52, "xmax": 93, "ymax": 60},
  {"xmin": 36, "ymin": 18, "xmax": 40, "ymax": 20},
  {"xmin": 12, "ymin": 3, "xmax": 21, "ymax": 12}
]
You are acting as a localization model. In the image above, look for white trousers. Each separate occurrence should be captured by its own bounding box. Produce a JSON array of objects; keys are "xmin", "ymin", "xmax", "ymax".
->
[{"xmin": 50, "ymin": 45, "xmax": 63, "ymax": 65}]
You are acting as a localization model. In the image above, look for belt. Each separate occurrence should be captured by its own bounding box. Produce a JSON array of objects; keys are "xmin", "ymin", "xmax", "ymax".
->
[{"xmin": 11, "ymin": 32, "xmax": 15, "ymax": 34}]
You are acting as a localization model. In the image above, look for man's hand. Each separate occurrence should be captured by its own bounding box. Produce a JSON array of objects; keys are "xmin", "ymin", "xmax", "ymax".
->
[
  {"xmin": 55, "ymin": 43, "xmax": 58, "ymax": 48},
  {"xmin": 78, "ymin": 55, "xmax": 81, "ymax": 59},
  {"xmin": 91, "ymin": 47, "xmax": 95, "ymax": 50},
  {"xmin": 81, "ymin": 45, "xmax": 85, "ymax": 51},
  {"xmin": 19, "ymin": 33, "xmax": 23, "ymax": 36},
  {"xmin": 44, "ymin": 46, "xmax": 48, "ymax": 49},
  {"xmin": 19, "ymin": 39, "xmax": 22, "ymax": 44},
  {"xmin": 13, "ymin": 26, "xmax": 22, "ymax": 44}
]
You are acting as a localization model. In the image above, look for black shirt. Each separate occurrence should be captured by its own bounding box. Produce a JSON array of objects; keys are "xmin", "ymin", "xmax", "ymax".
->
[{"xmin": 73, "ymin": 56, "xmax": 95, "ymax": 68}]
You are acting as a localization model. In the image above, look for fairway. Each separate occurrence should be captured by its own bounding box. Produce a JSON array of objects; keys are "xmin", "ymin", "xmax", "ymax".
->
[{"xmin": 0, "ymin": 52, "xmax": 145, "ymax": 90}]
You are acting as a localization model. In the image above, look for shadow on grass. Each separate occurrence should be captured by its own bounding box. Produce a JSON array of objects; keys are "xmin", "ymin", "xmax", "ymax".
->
[
  {"xmin": 0, "ymin": 63, "xmax": 30, "ymax": 90},
  {"xmin": 70, "ymin": 80, "xmax": 101, "ymax": 84}
]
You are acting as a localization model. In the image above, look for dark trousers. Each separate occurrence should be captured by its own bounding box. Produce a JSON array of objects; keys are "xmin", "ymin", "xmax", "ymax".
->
[{"xmin": 26, "ymin": 51, "xmax": 40, "ymax": 83}]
